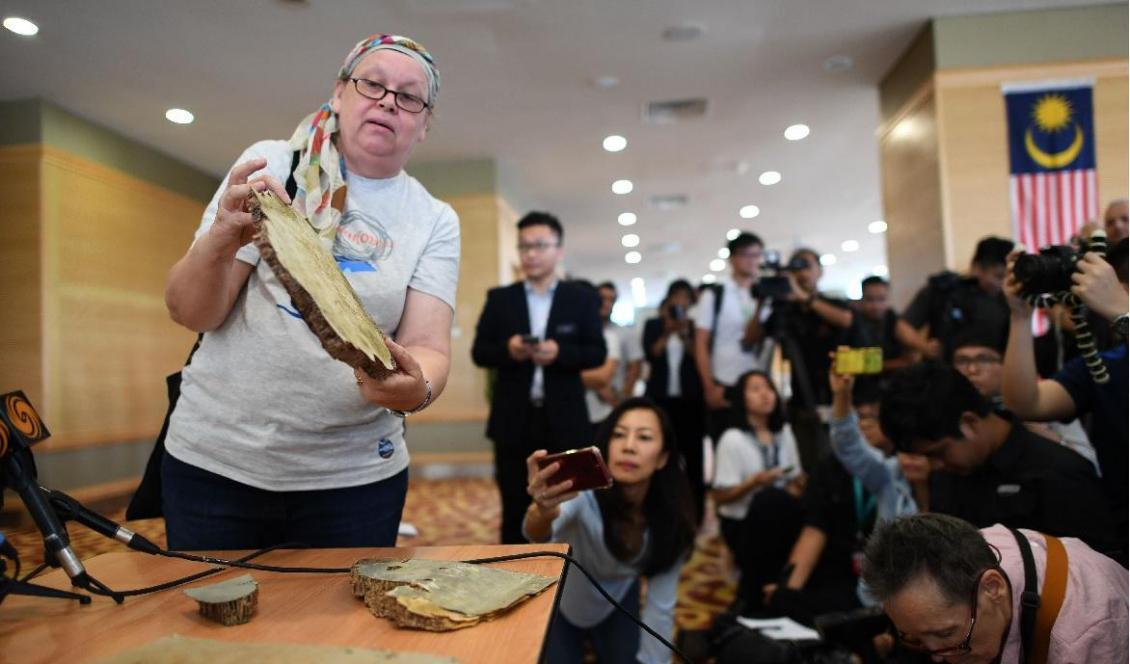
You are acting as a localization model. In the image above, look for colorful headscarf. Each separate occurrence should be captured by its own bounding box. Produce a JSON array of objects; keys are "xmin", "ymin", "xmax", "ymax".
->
[{"xmin": 286, "ymin": 34, "xmax": 440, "ymax": 247}]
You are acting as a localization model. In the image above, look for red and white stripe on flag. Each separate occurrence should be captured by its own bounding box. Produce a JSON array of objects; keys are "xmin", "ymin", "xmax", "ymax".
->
[{"xmin": 1009, "ymin": 168, "xmax": 1097, "ymax": 335}]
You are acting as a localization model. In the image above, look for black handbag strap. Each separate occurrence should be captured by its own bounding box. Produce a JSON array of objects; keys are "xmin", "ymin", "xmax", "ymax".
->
[{"xmin": 1008, "ymin": 527, "xmax": 1041, "ymax": 663}]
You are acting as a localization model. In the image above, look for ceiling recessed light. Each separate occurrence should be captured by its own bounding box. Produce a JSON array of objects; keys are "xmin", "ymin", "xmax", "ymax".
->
[
  {"xmin": 618, "ymin": 212, "xmax": 637, "ymax": 226},
  {"xmin": 718, "ymin": 248, "xmax": 730, "ymax": 259},
  {"xmin": 784, "ymin": 124, "xmax": 810, "ymax": 141},
  {"xmin": 709, "ymin": 258, "xmax": 726, "ymax": 272},
  {"xmin": 165, "ymin": 108, "xmax": 195, "ymax": 125},
  {"xmin": 726, "ymin": 228, "xmax": 741, "ymax": 241},
  {"xmin": 624, "ymin": 251, "xmax": 642, "ymax": 264},
  {"xmin": 823, "ymin": 55, "xmax": 854, "ymax": 72},
  {"xmin": 592, "ymin": 75, "xmax": 620, "ymax": 90},
  {"xmin": 739, "ymin": 205, "xmax": 760, "ymax": 219},
  {"xmin": 603, "ymin": 135, "xmax": 627, "ymax": 153},
  {"xmin": 3, "ymin": 17, "xmax": 39, "ymax": 36},
  {"xmin": 873, "ymin": 265, "xmax": 890, "ymax": 277},
  {"xmin": 702, "ymin": 273, "xmax": 717, "ymax": 284},
  {"xmin": 758, "ymin": 171, "xmax": 781, "ymax": 186},
  {"xmin": 820, "ymin": 253, "xmax": 837, "ymax": 266},
  {"xmin": 868, "ymin": 220, "xmax": 888, "ymax": 234},
  {"xmin": 621, "ymin": 233, "xmax": 640, "ymax": 248},
  {"xmin": 841, "ymin": 240, "xmax": 860, "ymax": 252},
  {"xmin": 612, "ymin": 179, "xmax": 633, "ymax": 195}
]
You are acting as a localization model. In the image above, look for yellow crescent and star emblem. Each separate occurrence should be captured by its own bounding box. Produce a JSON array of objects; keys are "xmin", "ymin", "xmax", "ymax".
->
[{"xmin": 1023, "ymin": 93, "xmax": 1084, "ymax": 170}]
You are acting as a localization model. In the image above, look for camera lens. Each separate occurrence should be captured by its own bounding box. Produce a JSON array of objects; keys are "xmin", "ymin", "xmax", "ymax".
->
[{"xmin": 1013, "ymin": 247, "xmax": 1076, "ymax": 295}]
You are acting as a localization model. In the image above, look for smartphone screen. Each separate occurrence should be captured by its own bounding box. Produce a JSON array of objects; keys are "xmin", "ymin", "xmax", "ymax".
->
[
  {"xmin": 834, "ymin": 347, "xmax": 883, "ymax": 375},
  {"xmin": 536, "ymin": 446, "xmax": 614, "ymax": 492},
  {"xmin": 521, "ymin": 334, "xmax": 540, "ymax": 345}
]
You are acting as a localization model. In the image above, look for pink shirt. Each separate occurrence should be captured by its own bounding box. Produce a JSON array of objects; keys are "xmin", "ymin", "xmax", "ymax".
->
[{"xmin": 982, "ymin": 525, "xmax": 1128, "ymax": 664}]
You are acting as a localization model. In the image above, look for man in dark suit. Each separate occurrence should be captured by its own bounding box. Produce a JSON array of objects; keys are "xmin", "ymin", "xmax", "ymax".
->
[{"xmin": 471, "ymin": 212, "xmax": 606, "ymax": 544}]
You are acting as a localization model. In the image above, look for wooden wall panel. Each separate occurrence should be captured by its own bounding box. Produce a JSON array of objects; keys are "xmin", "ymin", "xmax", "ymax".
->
[
  {"xmin": 415, "ymin": 192, "xmax": 501, "ymax": 423},
  {"xmin": 0, "ymin": 146, "xmax": 43, "ymax": 406},
  {"xmin": 937, "ymin": 59, "xmax": 1128, "ymax": 267},
  {"xmin": 879, "ymin": 92, "xmax": 947, "ymax": 309},
  {"xmin": 38, "ymin": 147, "xmax": 201, "ymax": 450}
]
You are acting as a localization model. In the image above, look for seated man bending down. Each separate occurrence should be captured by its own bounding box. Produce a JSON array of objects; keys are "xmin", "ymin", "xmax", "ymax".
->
[{"xmin": 862, "ymin": 513, "xmax": 1128, "ymax": 664}]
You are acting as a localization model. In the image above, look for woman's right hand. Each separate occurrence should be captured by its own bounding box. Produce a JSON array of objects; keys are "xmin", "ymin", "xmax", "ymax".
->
[
  {"xmin": 208, "ymin": 158, "xmax": 291, "ymax": 255},
  {"xmin": 526, "ymin": 450, "xmax": 578, "ymax": 518}
]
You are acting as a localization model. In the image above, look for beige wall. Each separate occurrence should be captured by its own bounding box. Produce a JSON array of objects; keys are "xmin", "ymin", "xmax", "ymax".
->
[
  {"xmin": 937, "ymin": 60, "xmax": 1129, "ymax": 267},
  {"xmin": 0, "ymin": 147, "xmax": 44, "ymax": 408}
]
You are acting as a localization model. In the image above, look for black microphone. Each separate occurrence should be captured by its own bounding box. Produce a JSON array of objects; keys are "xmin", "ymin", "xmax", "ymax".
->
[
  {"xmin": 2, "ymin": 448, "xmax": 90, "ymax": 588},
  {"xmin": 47, "ymin": 489, "xmax": 161, "ymax": 555}
]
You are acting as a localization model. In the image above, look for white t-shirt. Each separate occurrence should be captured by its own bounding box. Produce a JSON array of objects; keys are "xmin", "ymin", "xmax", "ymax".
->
[
  {"xmin": 694, "ymin": 277, "xmax": 773, "ymax": 386},
  {"xmin": 585, "ymin": 327, "xmax": 623, "ymax": 423},
  {"xmin": 713, "ymin": 425, "xmax": 801, "ymax": 520},
  {"xmin": 611, "ymin": 323, "xmax": 644, "ymax": 396},
  {"xmin": 665, "ymin": 334, "xmax": 684, "ymax": 397},
  {"xmin": 166, "ymin": 140, "xmax": 460, "ymax": 491}
]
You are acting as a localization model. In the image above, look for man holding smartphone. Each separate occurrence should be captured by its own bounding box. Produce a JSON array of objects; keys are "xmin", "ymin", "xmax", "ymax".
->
[{"xmin": 471, "ymin": 212, "xmax": 607, "ymax": 544}]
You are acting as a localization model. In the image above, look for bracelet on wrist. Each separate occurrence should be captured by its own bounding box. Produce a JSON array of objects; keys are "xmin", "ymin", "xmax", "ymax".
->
[{"xmin": 389, "ymin": 378, "xmax": 432, "ymax": 418}]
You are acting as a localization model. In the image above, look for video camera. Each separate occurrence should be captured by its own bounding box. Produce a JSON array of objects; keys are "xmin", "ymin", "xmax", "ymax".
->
[
  {"xmin": 1014, "ymin": 230, "xmax": 1107, "ymax": 297},
  {"xmin": 754, "ymin": 250, "xmax": 809, "ymax": 299}
]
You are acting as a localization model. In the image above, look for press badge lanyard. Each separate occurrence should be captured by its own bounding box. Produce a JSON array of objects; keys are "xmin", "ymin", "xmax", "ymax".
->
[{"xmin": 852, "ymin": 478, "xmax": 876, "ymax": 540}]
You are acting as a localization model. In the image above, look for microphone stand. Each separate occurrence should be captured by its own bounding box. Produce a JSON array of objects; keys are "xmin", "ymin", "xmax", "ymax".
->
[{"xmin": 1, "ymin": 449, "xmax": 123, "ymax": 605}]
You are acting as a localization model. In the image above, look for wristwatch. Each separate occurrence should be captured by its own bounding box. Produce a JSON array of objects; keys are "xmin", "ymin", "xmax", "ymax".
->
[
  {"xmin": 389, "ymin": 379, "xmax": 433, "ymax": 418},
  {"xmin": 1114, "ymin": 313, "xmax": 1129, "ymax": 339}
]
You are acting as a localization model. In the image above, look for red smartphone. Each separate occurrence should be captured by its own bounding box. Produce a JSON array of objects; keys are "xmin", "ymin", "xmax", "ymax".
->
[{"xmin": 536, "ymin": 446, "xmax": 614, "ymax": 492}]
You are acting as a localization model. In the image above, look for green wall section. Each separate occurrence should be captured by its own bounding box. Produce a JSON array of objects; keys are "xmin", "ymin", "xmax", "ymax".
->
[
  {"xmin": 408, "ymin": 157, "xmax": 497, "ymax": 198},
  {"xmin": 880, "ymin": 3, "xmax": 1127, "ymax": 123},
  {"xmin": 0, "ymin": 99, "xmax": 218, "ymax": 202},
  {"xmin": 934, "ymin": 4, "xmax": 1128, "ymax": 70}
]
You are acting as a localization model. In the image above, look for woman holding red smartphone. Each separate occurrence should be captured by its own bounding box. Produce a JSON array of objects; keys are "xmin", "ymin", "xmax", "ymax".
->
[{"xmin": 524, "ymin": 397, "xmax": 696, "ymax": 664}]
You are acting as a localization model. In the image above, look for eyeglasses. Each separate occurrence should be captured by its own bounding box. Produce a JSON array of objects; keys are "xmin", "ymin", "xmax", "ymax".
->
[
  {"xmin": 518, "ymin": 241, "xmax": 559, "ymax": 254},
  {"xmin": 952, "ymin": 354, "xmax": 1002, "ymax": 369},
  {"xmin": 897, "ymin": 568, "xmax": 992, "ymax": 657},
  {"xmin": 349, "ymin": 78, "xmax": 430, "ymax": 113}
]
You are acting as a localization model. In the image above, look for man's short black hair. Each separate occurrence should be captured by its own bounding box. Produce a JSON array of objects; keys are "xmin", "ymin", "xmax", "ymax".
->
[
  {"xmin": 517, "ymin": 211, "xmax": 563, "ymax": 242},
  {"xmin": 727, "ymin": 232, "xmax": 763, "ymax": 254},
  {"xmin": 790, "ymin": 247, "xmax": 820, "ymax": 266},
  {"xmin": 971, "ymin": 236, "xmax": 1014, "ymax": 268},
  {"xmin": 862, "ymin": 514, "xmax": 997, "ymax": 604},
  {"xmin": 861, "ymin": 276, "xmax": 889, "ymax": 290},
  {"xmin": 596, "ymin": 281, "xmax": 617, "ymax": 295},
  {"xmin": 665, "ymin": 278, "xmax": 695, "ymax": 301},
  {"xmin": 879, "ymin": 364, "xmax": 992, "ymax": 452},
  {"xmin": 950, "ymin": 326, "xmax": 1006, "ymax": 358}
]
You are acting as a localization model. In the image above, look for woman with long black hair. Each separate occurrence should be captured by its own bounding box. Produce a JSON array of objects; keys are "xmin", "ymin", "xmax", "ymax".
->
[{"xmin": 524, "ymin": 397, "xmax": 696, "ymax": 664}]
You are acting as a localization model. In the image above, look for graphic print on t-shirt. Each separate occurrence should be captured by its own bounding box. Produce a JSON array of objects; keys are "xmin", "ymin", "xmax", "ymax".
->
[{"xmin": 334, "ymin": 209, "xmax": 395, "ymax": 264}]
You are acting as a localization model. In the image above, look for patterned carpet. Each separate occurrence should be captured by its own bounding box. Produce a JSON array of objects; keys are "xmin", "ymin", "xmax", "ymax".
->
[{"xmin": 4, "ymin": 476, "xmax": 734, "ymax": 632}]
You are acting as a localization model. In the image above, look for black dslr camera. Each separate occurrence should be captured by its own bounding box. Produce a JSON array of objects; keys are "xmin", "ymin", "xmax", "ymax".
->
[
  {"xmin": 754, "ymin": 250, "xmax": 809, "ymax": 299},
  {"xmin": 1013, "ymin": 231, "xmax": 1107, "ymax": 297}
]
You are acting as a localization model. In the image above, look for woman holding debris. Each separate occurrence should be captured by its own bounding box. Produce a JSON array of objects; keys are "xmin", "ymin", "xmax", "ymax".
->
[
  {"xmin": 160, "ymin": 34, "xmax": 458, "ymax": 550},
  {"xmin": 524, "ymin": 397, "xmax": 697, "ymax": 664}
]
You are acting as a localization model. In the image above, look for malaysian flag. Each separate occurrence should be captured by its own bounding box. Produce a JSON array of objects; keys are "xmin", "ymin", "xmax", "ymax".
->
[{"xmin": 1004, "ymin": 80, "xmax": 1097, "ymax": 251}]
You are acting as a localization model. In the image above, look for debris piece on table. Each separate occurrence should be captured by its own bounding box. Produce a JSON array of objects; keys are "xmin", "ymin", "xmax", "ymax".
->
[{"xmin": 182, "ymin": 574, "xmax": 258, "ymax": 626}]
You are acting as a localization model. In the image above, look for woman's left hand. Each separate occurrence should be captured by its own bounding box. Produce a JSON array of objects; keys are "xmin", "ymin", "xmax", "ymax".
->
[{"xmin": 354, "ymin": 338, "xmax": 429, "ymax": 411}]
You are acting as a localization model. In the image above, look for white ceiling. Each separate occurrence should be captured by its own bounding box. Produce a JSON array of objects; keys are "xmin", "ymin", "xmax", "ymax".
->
[{"xmin": 0, "ymin": 0, "xmax": 1099, "ymax": 306}]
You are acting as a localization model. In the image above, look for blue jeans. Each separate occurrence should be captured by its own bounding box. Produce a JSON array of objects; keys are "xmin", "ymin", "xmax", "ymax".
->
[
  {"xmin": 546, "ymin": 580, "xmax": 641, "ymax": 664},
  {"xmin": 161, "ymin": 452, "xmax": 408, "ymax": 551}
]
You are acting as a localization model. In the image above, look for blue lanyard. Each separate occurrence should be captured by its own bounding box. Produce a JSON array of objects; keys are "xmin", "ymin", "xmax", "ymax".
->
[{"xmin": 853, "ymin": 478, "xmax": 876, "ymax": 533}]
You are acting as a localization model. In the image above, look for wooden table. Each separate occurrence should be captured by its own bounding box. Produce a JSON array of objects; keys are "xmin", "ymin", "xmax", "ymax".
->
[{"xmin": 0, "ymin": 544, "xmax": 569, "ymax": 664}]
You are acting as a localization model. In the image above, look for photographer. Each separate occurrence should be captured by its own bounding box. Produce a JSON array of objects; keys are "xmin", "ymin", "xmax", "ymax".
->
[
  {"xmin": 862, "ymin": 514, "xmax": 1128, "ymax": 664},
  {"xmin": 880, "ymin": 364, "xmax": 1120, "ymax": 561},
  {"xmin": 524, "ymin": 398, "xmax": 696, "ymax": 664},
  {"xmin": 848, "ymin": 276, "xmax": 939, "ymax": 375},
  {"xmin": 1002, "ymin": 237, "xmax": 1128, "ymax": 537},
  {"xmin": 745, "ymin": 248, "xmax": 852, "ymax": 467},
  {"xmin": 643, "ymin": 279, "xmax": 705, "ymax": 522},
  {"xmin": 904, "ymin": 236, "xmax": 1014, "ymax": 362},
  {"xmin": 694, "ymin": 233, "xmax": 774, "ymax": 445}
]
